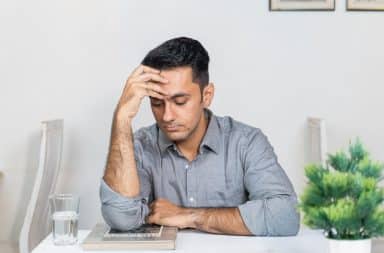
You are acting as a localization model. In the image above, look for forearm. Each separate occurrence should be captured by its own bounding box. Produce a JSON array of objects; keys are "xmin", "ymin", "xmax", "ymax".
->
[
  {"xmin": 103, "ymin": 110, "xmax": 140, "ymax": 197},
  {"xmin": 189, "ymin": 207, "xmax": 251, "ymax": 235}
]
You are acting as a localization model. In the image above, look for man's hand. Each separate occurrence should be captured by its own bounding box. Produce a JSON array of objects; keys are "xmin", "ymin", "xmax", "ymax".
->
[
  {"xmin": 146, "ymin": 199, "xmax": 251, "ymax": 235},
  {"xmin": 146, "ymin": 199, "xmax": 193, "ymax": 229},
  {"xmin": 115, "ymin": 65, "xmax": 169, "ymax": 124}
]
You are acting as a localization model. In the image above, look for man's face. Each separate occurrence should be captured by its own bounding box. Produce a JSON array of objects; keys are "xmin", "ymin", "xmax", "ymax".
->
[{"xmin": 149, "ymin": 66, "xmax": 211, "ymax": 142}]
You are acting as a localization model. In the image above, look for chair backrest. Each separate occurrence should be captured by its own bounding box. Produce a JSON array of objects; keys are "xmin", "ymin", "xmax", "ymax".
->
[
  {"xmin": 307, "ymin": 117, "xmax": 327, "ymax": 166},
  {"xmin": 19, "ymin": 119, "xmax": 63, "ymax": 253}
]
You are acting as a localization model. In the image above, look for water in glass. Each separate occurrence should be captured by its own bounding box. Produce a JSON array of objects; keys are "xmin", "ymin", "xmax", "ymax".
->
[
  {"xmin": 52, "ymin": 211, "xmax": 79, "ymax": 245},
  {"xmin": 49, "ymin": 194, "xmax": 80, "ymax": 245}
]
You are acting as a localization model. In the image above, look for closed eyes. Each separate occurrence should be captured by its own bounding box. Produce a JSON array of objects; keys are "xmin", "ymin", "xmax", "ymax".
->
[{"xmin": 150, "ymin": 97, "xmax": 188, "ymax": 107}]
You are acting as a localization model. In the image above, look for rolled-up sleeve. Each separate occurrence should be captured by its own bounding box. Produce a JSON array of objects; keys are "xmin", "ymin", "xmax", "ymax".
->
[
  {"xmin": 100, "ymin": 179, "xmax": 150, "ymax": 230},
  {"xmin": 100, "ymin": 137, "xmax": 152, "ymax": 231},
  {"xmin": 238, "ymin": 130, "xmax": 300, "ymax": 236}
]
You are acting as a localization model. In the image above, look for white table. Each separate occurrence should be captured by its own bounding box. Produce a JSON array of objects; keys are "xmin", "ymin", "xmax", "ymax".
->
[{"xmin": 32, "ymin": 229, "xmax": 384, "ymax": 253}]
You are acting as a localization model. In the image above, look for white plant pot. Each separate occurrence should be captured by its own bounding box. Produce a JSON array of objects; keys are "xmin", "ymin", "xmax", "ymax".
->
[{"xmin": 328, "ymin": 238, "xmax": 371, "ymax": 253}]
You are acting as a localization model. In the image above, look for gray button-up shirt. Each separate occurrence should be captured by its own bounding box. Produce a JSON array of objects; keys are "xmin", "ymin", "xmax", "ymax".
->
[{"xmin": 100, "ymin": 111, "xmax": 300, "ymax": 236}]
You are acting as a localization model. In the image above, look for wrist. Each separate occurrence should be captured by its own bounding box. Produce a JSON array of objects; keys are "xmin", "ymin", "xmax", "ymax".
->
[
  {"xmin": 114, "ymin": 108, "xmax": 133, "ymax": 129},
  {"xmin": 175, "ymin": 207, "xmax": 196, "ymax": 229},
  {"xmin": 186, "ymin": 208, "xmax": 205, "ymax": 229}
]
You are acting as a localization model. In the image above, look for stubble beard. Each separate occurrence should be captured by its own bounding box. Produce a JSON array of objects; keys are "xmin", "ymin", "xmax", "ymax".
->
[{"xmin": 165, "ymin": 111, "xmax": 204, "ymax": 144}]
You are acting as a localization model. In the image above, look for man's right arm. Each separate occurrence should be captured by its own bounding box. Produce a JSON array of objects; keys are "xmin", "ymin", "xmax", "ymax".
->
[
  {"xmin": 100, "ymin": 65, "xmax": 169, "ymax": 230},
  {"xmin": 103, "ymin": 112, "xmax": 139, "ymax": 198},
  {"xmin": 101, "ymin": 114, "xmax": 146, "ymax": 230}
]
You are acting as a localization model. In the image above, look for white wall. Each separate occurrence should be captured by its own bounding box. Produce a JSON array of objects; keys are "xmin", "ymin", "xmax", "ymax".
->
[{"xmin": 1, "ymin": 0, "xmax": 384, "ymax": 243}]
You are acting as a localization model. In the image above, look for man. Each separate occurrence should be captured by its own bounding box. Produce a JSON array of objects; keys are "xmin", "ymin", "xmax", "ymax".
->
[{"xmin": 101, "ymin": 37, "xmax": 299, "ymax": 236}]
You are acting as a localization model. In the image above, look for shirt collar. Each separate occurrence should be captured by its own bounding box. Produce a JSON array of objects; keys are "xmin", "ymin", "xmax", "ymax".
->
[
  {"xmin": 199, "ymin": 109, "xmax": 220, "ymax": 154},
  {"xmin": 158, "ymin": 126, "xmax": 175, "ymax": 155},
  {"xmin": 157, "ymin": 109, "xmax": 221, "ymax": 156}
]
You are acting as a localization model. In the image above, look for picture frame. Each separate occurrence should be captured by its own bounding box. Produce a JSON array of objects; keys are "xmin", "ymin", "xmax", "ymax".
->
[
  {"xmin": 347, "ymin": 0, "xmax": 384, "ymax": 10},
  {"xmin": 270, "ymin": 0, "xmax": 335, "ymax": 11}
]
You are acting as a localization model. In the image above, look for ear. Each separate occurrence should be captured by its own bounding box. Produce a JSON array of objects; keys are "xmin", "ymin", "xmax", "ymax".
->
[{"xmin": 202, "ymin": 83, "xmax": 214, "ymax": 108}]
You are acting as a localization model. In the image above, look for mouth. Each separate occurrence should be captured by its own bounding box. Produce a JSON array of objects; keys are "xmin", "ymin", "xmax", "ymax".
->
[{"xmin": 163, "ymin": 125, "xmax": 181, "ymax": 132}]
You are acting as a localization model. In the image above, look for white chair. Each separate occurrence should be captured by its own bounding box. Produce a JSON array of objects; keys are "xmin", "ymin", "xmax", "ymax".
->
[
  {"xmin": 307, "ymin": 117, "xmax": 327, "ymax": 166},
  {"xmin": 19, "ymin": 119, "xmax": 64, "ymax": 253}
]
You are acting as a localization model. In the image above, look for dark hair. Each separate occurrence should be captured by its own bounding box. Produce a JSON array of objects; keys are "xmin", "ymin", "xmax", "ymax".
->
[{"xmin": 141, "ymin": 37, "xmax": 210, "ymax": 91}]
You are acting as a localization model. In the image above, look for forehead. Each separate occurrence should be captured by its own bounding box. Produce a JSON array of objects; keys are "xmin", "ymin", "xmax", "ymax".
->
[{"xmin": 159, "ymin": 67, "xmax": 199, "ymax": 94}]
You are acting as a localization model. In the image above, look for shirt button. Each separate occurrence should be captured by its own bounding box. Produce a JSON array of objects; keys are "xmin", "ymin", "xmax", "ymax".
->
[
  {"xmin": 185, "ymin": 164, "xmax": 189, "ymax": 169},
  {"xmin": 189, "ymin": 197, "xmax": 194, "ymax": 202}
]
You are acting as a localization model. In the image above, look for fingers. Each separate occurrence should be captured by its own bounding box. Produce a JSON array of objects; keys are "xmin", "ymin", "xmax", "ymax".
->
[
  {"xmin": 146, "ymin": 202, "xmax": 159, "ymax": 225},
  {"xmin": 131, "ymin": 72, "xmax": 168, "ymax": 84},
  {"xmin": 148, "ymin": 199, "xmax": 163, "ymax": 213},
  {"xmin": 116, "ymin": 65, "xmax": 166, "ymax": 120},
  {"xmin": 131, "ymin": 64, "xmax": 160, "ymax": 77},
  {"xmin": 146, "ymin": 89, "xmax": 165, "ymax": 100},
  {"xmin": 146, "ymin": 214, "xmax": 166, "ymax": 226},
  {"xmin": 146, "ymin": 199, "xmax": 175, "ymax": 225},
  {"xmin": 142, "ymin": 82, "xmax": 168, "ymax": 96},
  {"xmin": 149, "ymin": 198, "xmax": 167, "ymax": 209},
  {"xmin": 149, "ymin": 199, "xmax": 160, "ymax": 211},
  {"xmin": 127, "ymin": 82, "xmax": 166, "ymax": 101},
  {"xmin": 125, "ymin": 71, "xmax": 169, "ymax": 100}
]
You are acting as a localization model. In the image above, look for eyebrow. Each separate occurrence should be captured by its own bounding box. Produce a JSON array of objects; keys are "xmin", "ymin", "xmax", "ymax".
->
[{"xmin": 168, "ymin": 93, "xmax": 190, "ymax": 99}]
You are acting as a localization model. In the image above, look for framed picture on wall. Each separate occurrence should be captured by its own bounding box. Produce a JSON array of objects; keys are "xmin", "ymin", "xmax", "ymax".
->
[
  {"xmin": 270, "ymin": 0, "xmax": 335, "ymax": 11},
  {"xmin": 347, "ymin": 0, "xmax": 384, "ymax": 10}
]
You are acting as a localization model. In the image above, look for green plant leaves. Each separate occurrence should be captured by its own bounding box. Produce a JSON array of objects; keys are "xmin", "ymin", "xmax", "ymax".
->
[
  {"xmin": 299, "ymin": 139, "xmax": 384, "ymax": 239},
  {"xmin": 357, "ymin": 157, "xmax": 384, "ymax": 179},
  {"xmin": 302, "ymin": 207, "xmax": 331, "ymax": 231},
  {"xmin": 349, "ymin": 139, "xmax": 368, "ymax": 163},
  {"xmin": 322, "ymin": 171, "xmax": 350, "ymax": 198},
  {"xmin": 356, "ymin": 189, "xmax": 384, "ymax": 218},
  {"xmin": 328, "ymin": 151, "xmax": 350, "ymax": 172},
  {"xmin": 365, "ymin": 208, "xmax": 384, "ymax": 237},
  {"xmin": 323, "ymin": 199, "xmax": 361, "ymax": 239}
]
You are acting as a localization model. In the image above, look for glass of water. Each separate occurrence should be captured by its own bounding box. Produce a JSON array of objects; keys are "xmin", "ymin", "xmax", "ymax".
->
[{"xmin": 49, "ymin": 194, "xmax": 80, "ymax": 245}]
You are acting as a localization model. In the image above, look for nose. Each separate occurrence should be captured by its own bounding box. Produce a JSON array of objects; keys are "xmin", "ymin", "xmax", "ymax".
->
[{"xmin": 162, "ymin": 103, "xmax": 175, "ymax": 123}]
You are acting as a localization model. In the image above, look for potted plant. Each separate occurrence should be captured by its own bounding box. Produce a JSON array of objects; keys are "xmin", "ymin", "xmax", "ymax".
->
[{"xmin": 300, "ymin": 139, "xmax": 384, "ymax": 253}]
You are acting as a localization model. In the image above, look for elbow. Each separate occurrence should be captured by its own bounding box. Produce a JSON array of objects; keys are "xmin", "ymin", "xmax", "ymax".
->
[
  {"xmin": 101, "ymin": 204, "xmax": 147, "ymax": 231},
  {"xmin": 266, "ymin": 196, "xmax": 300, "ymax": 236},
  {"xmin": 288, "ymin": 210, "xmax": 300, "ymax": 236},
  {"xmin": 238, "ymin": 196, "xmax": 300, "ymax": 236},
  {"xmin": 271, "ymin": 210, "xmax": 300, "ymax": 236}
]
